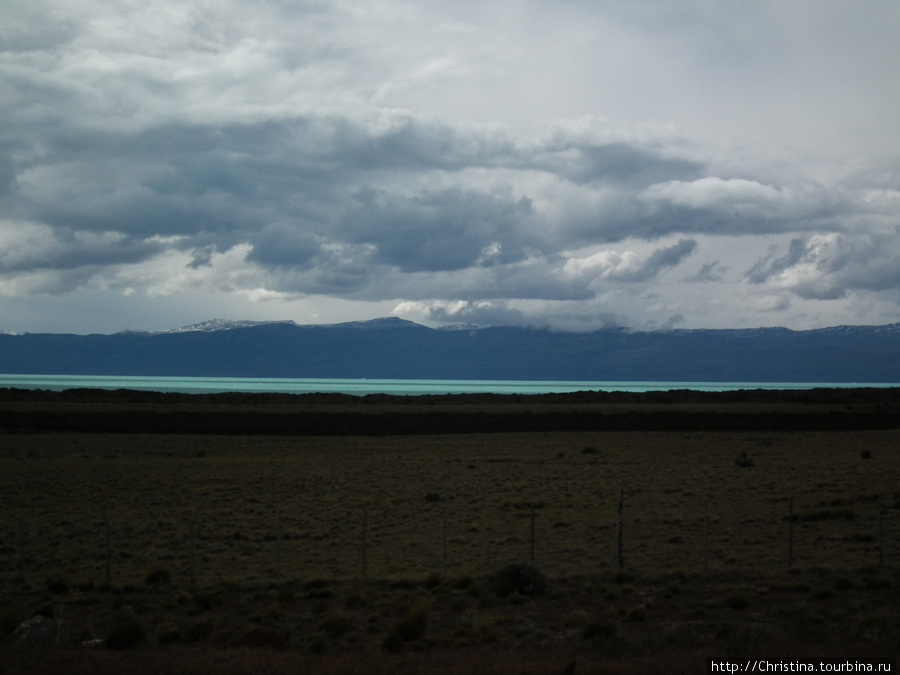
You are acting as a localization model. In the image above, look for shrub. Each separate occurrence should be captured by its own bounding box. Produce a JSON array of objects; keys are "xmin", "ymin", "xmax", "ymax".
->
[
  {"xmin": 564, "ymin": 610, "xmax": 589, "ymax": 628},
  {"xmin": 393, "ymin": 599, "xmax": 431, "ymax": 642},
  {"xmin": 612, "ymin": 571, "xmax": 634, "ymax": 585},
  {"xmin": 725, "ymin": 592, "xmax": 751, "ymax": 610},
  {"xmin": 46, "ymin": 577, "xmax": 68, "ymax": 595},
  {"xmin": 316, "ymin": 608, "xmax": 353, "ymax": 637},
  {"xmin": 183, "ymin": 620, "xmax": 213, "ymax": 643},
  {"xmin": 627, "ymin": 606, "xmax": 646, "ymax": 622},
  {"xmin": 145, "ymin": 568, "xmax": 171, "ymax": 587},
  {"xmin": 105, "ymin": 612, "xmax": 145, "ymax": 650},
  {"xmin": 735, "ymin": 452, "xmax": 754, "ymax": 468},
  {"xmin": 865, "ymin": 577, "xmax": 891, "ymax": 590},
  {"xmin": 155, "ymin": 620, "xmax": 180, "ymax": 645},
  {"xmin": 494, "ymin": 562, "xmax": 548, "ymax": 598},
  {"xmin": 1, "ymin": 608, "xmax": 23, "ymax": 638},
  {"xmin": 381, "ymin": 628, "xmax": 404, "ymax": 652},
  {"xmin": 812, "ymin": 588, "xmax": 833, "ymax": 601},
  {"xmin": 193, "ymin": 591, "xmax": 216, "ymax": 611},
  {"xmin": 583, "ymin": 619, "xmax": 616, "ymax": 640},
  {"xmin": 227, "ymin": 626, "xmax": 285, "ymax": 649},
  {"xmin": 453, "ymin": 576, "xmax": 474, "ymax": 590},
  {"xmin": 794, "ymin": 509, "xmax": 855, "ymax": 522},
  {"xmin": 506, "ymin": 591, "xmax": 529, "ymax": 605}
]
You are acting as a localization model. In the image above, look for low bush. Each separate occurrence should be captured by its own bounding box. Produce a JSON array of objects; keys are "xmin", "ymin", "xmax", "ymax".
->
[
  {"xmin": 183, "ymin": 619, "xmax": 213, "ymax": 643},
  {"xmin": 193, "ymin": 591, "xmax": 217, "ymax": 611},
  {"xmin": 564, "ymin": 609, "xmax": 589, "ymax": 628},
  {"xmin": 105, "ymin": 612, "xmax": 145, "ymax": 650},
  {"xmin": 155, "ymin": 620, "xmax": 180, "ymax": 645},
  {"xmin": 381, "ymin": 628, "xmax": 404, "ymax": 652},
  {"xmin": 494, "ymin": 562, "xmax": 548, "ymax": 598},
  {"xmin": 45, "ymin": 577, "xmax": 68, "ymax": 595},
  {"xmin": 316, "ymin": 608, "xmax": 353, "ymax": 637},
  {"xmin": 393, "ymin": 598, "xmax": 431, "ymax": 642},
  {"xmin": 583, "ymin": 619, "xmax": 616, "ymax": 640},
  {"xmin": 423, "ymin": 571, "xmax": 442, "ymax": 589},
  {"xmin": 735, "ymin": 452, "xmax": 754, "ymax": 468},
  {"xmin": 145, "ymin": 568, "xmax": 171, "ymax": 587},
  {"xmin": 725, "ymin": 592, "xmax": 751, "ymax": 610}
]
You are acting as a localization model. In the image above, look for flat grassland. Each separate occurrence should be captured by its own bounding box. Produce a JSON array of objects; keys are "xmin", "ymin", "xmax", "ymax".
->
[{"xmin": 1, "ymin": 388, "xmax": 898, "ymax": 673}]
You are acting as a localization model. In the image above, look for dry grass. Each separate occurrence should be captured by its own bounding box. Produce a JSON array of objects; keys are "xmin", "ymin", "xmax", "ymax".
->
[
  {"xmin": 2, "ymin": 416, "xmax": 899, "ymax": 672},
  {"xmin": 2, "ymin": 430, "xmax": 896, "ymax": 582}
]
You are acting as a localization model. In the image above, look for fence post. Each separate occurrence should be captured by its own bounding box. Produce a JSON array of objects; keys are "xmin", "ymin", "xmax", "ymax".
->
[
  {"xmin": 190, "ymin": 509, "xmax": 196, "ymax": 586},
  {"xmin": 787, "ymin": 497, "xmax": 794, "ymax": 568},
  {"xmin": 104, "ymin": 513, "xmax": 111, "ymax": 584},
  {"xmin": 530, "ymin": 504, "xmax": 536, "ymax": 564},
  {"xmin": 17, "ymin": 519, "xmax": 26, "ymax": 581},
  {"xmin": 362, "ymin": 506, "xmax": 368, "ymax": 582},
  {"xmin": 442, "ymin": 506, "xmax": 448, "ymax": 576},
  {"xmin": 703, "ymin": 498, "xmax": 709, "ymax": 574},
  {"xmin": 616, "ymin": 490, "xmax": 624, "ymax": 569},
  {"xmin": 276, "ymin": 504, "xmax": 282, "ymax": 580}
]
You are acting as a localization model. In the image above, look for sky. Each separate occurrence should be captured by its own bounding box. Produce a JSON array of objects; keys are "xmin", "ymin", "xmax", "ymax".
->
[{"xmin": 2, "ymin": 0, "xmax": 900, "ymax": 334}]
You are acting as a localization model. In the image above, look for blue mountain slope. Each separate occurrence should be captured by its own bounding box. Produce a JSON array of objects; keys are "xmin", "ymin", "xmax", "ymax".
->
[{"xmin": 1, "ymin": 319, "xmax": 899, "ymax": 381}]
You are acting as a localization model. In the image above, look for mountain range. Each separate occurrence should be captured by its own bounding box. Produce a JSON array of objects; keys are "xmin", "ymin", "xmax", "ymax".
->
[{"xmin": 2, "ymin": 317, "xmax": 900, "ymax": 382}]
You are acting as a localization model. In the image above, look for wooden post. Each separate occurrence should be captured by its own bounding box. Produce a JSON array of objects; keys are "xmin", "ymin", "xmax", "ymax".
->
[
  {"xmin": 530, "ymin": 504, "xmax": 536, "ymax": 563},
  {"xmin": 442, "ymin": 506, "xmax": 448, "ymax": 576},
  {"xmin": 276, "ymin": 504, "xmax": 282, "ymax": 580},
  {"xmin": 616, "ymin": 490, "xmax": 624, "ymax": 569},
  {"xmin": 878, "ymin": 494, "xmax": 885, "ymax": 566},
  {"xmin": 190, "ymin": 509, "xmax": 196, "ymax": 586},
  {"xmin": 787, "ymin": 497, "xmax": 794, "ymax": 568},
  {"xmin": 17, "ymin": 519, "xmax": 26, "ymax": 581},
  {"xmin": 703, "ymin": 498, "xmax": 709, "ymax": 574},
  {"xmin": 104, "ymin": 513, "xmax": 111, "ymax": 584},
  {"xmin": 362, "ymin": 506, "xmax": 368, "ymax": 582}
]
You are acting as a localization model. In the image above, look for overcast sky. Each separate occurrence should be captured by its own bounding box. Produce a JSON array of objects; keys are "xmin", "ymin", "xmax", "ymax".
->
[{"xmin": 2, "ymin": 0, "xmax": 900, "ymax": 334}]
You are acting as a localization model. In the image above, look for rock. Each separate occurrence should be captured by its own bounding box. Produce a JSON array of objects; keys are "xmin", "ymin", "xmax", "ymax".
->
[{"xmin": 10, "ymin": 615, "xmax": 54, "ymax": 646}]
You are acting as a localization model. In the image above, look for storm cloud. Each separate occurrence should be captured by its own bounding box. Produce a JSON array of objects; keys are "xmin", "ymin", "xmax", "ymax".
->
[{"xmin": 2, "ymin": 0, "xmax": 900, "ymax": 333}]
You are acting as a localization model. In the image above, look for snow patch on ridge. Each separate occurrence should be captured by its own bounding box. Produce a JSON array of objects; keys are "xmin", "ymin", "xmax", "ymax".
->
[{"xmin": 164, "ymin": 319, "xmax": 299, "ymax": 333}]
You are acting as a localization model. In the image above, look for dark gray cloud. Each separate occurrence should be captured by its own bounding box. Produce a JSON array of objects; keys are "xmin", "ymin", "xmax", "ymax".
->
[
  {"xmin": 687, "ymin": 260, "xmax": 725, "ymax": 282},
  {"xmin": 614, "ymin": 238, "xmax": 697, "ymax": 282},
  {"xmin": 530, "ymin": 140, "xmax": 703, "ymax": 186},
  {"xmin": 745, "ymin": 233, "xmax": 900, "ymax": 301},
  {"xmin": 246, "ymin": 223, "xmax": 323, "ymax": 269},
  {"xmin": 339, "ymin": 187, "xmax": 534, "ymax": 272}
]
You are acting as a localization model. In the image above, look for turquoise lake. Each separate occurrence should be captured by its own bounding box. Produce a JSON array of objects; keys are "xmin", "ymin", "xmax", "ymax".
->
[{"xmin": 1, "ymin": 374, "xmax": 897, "ymax": 396}]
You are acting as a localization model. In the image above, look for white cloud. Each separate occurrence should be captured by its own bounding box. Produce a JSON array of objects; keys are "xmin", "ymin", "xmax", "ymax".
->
[{"xmin": 641, "ymin": 178, "xmax": 783, "ymax": 211}]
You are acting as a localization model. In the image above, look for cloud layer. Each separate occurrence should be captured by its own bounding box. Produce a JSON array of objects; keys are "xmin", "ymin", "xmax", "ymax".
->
[{"xmin": 2, "ymin": 0, "xmax": 900, "ymax": 333}]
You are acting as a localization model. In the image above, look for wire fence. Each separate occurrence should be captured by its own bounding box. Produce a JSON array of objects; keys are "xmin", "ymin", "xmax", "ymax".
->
[{"xmin": 4, "ymin": 491, "xmax": 896, "ymax": 589}]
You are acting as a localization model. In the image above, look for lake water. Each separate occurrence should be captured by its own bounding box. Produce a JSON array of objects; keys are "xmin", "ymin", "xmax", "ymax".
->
[{"xmin": 1, "ymin": 374, "xmax": 897, "ymax": 396}]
